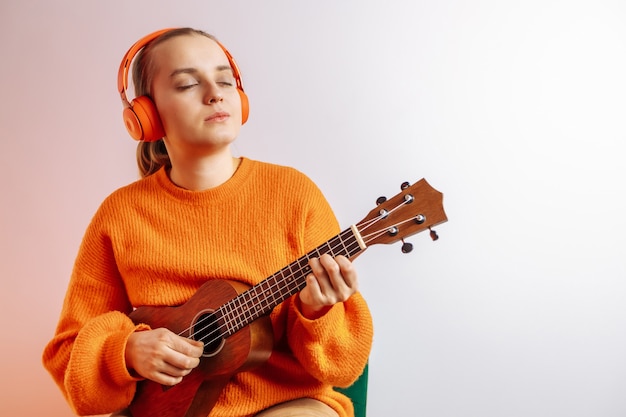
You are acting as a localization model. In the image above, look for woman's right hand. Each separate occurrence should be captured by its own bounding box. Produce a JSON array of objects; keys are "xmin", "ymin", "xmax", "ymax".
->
[{"xmin": 125, "ymin": 328, "xmax": 204, "ymax": 386}]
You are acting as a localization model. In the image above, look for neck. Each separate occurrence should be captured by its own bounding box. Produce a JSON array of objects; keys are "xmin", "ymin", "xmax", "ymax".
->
[{"xmin": 168, "ymin": 150, "xmax": 241, "ymax": 191}]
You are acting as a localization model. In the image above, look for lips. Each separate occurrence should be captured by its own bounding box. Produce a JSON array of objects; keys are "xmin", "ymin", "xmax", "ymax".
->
[{"xmin": 205, "ymin": 111, "xmax": 230, "ymax": 122}]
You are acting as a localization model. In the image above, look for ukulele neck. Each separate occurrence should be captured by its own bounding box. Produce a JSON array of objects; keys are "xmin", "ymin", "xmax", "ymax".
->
[{"xmin": 217, "ymin": 225, "xmax": 366, "ymax": 337}]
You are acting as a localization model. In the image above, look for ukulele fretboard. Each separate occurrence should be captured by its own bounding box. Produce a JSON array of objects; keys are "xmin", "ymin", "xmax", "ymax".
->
[{"xmin": 217, "ymin": 226, "xmax": 365, "ymax": 336}]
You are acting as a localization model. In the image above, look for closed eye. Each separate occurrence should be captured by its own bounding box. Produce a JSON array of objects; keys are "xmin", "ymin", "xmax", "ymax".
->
[{"xmin": 177, "ymin": 83, "xmax": 198, "ymax": 91}]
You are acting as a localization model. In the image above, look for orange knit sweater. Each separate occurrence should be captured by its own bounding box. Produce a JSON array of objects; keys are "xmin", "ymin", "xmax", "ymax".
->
[{"xmin": 42, "ymin": 157, "xmax": 373, "ymax": 417}]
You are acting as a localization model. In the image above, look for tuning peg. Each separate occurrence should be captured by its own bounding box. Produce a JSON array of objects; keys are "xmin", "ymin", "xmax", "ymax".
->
[
  {"xmin": 429, "ymin": 227, "xmax": 439, "ymax": 241},
  {"xmin": 376, "ymin": 196, "xmax": 387, "ymax": 205},
  {"xmin": 401, "ymin": 181, "xmax": 410, "ymax": 190},
  {"xmin": 401, "ymin": 239, "xmax": 413, "ymax": 253}
]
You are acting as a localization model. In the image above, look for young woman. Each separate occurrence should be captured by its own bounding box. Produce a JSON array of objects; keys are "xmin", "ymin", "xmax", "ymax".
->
[{"xmin": 42, "ymin": 28, "xmax": 373, "ymax": 417}]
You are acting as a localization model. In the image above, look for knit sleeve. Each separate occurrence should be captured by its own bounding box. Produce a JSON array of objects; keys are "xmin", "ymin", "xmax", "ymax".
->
[
  {"xmin": 288, "ymin": 293, "xmax": 373, "ymax": 388},
  {"xmin": 42, "ymin": 204, "xmax": 149, "ymax": 415},
  {"xmin": 285, "ymin": 177, "xmax": 374, "ymax": 388}
]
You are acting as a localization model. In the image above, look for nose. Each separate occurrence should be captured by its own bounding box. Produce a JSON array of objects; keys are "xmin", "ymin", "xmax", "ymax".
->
[{"xmin": 204, "ymin": 82, "xmax": 224, "ymax": 104}]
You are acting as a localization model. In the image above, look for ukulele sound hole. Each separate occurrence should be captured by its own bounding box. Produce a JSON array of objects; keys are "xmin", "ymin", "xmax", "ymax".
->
[{"xmin": 191, "ymin": 311, "xmax": 225, "ymax": 357}]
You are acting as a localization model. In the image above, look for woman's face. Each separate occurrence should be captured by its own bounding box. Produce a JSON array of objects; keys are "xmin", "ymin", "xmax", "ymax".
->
[{"xmin": 150, "ymin": 34, "xmax": 243, "ymax": 154}]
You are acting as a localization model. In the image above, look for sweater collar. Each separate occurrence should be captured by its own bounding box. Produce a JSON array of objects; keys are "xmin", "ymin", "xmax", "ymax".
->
[{"xmin": 151, "ymin": 157, "xmax": 254, "ymax": 205}]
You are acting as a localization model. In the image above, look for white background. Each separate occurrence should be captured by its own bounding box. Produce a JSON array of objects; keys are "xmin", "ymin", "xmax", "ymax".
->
[{"xmin": 1, "ymin": 1, "xmax": 625, "ymax": 416}]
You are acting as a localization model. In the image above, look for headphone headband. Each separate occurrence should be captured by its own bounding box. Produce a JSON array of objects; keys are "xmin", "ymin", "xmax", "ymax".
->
[
  {"xmin": 117, "ymin": 28, "xmax": 173, "ymax": 108},
  {"xmin": 117, "ymin": 28, "xmax": 249, "ymax": 142}
]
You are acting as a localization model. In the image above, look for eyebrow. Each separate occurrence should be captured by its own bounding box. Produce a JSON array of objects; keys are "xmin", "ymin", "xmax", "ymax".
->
[{"xmin": 169, "ymin": 65, "xmax": 232, "ymax": 77}]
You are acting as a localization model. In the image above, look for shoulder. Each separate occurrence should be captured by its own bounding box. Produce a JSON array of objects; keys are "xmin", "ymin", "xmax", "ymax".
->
[
  {"xmin": 90, "ymin": 173, "xmax": 160, "ymax": 222},
  {"xmin": 249, "ymin": 158, "xmax": 306, "ymax": 178},
  {"xmin": 106, "ymin": 175, "xmax": 156, "ymax": 204},
  {"xmin": 244, "ymin": 159, "xmax": 332, "ymax": 211},
  {"xmin": 247, "ymin": 159, "xmax": 321, "ymax": 193},
  {"xmin": 245, "ymin": 159, "xmax": 340, "ymax": 246}
]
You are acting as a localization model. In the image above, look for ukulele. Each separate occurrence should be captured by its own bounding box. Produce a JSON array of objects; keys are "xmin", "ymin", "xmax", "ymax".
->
[{"xmin": 127, "ymin": 179, "xmax": 448, "ymax": 417}]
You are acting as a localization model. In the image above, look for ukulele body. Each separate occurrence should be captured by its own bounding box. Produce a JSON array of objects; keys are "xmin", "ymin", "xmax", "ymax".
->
[{"xmin": 128, "ymin": 279, "xmax": 274, "ymax": 417}]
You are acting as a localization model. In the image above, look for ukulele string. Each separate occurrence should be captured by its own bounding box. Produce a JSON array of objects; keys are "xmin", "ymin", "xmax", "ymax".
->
[
  {"xmin": 176, "ymin": 228, "xmax": 362, "ymax": 345},
  {"xmin": 189, "ymin": 229, "xmax": 362, "ymax": 343},
  {"xmin": 179, "ymin": 250, "xmax": 336, "ymax": 346},
  {"xmin": 356, "ymin": 198, "xmax": 419, "ymax": 245},
  {"xmin": 179, "ymin": 198, "xmax": 410, "ymax": 346},
  {"xmin": 179, "ymin": 206, "xmax": 404, "ymax": 345},
  {"xmin": 360, "ymin": 217, "xmax": 417, "ymax": 245}
]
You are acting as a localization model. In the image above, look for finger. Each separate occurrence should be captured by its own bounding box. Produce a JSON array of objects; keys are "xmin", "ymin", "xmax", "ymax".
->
[
  {"xmin": 316, "ymin": 255, "xmax": 358, "ymax": 302},
  {"xmin": 308, "ymin": 256, "xmax": 326, "ymax": 279},
  {"xmin": 157, "ymin": 360, "xmax": 195, "ymax": 378},
  {"xmin": 163, "ymin": 345, "xmax": 201, "ymax": 372},
  {"xmin": 155, "ymin": 371, "xmax": 184, "ymax": 386},
  {"xmin": 164, "ymin": 333, "xmax": 203, "ymax": 360},
  {"xmin": 318, "ymin": 254, "xmax": 343, "ymax": 289},
  {"xmin": 304, "ymin": 272, "xmax": 323, "ymax": 299},
  {"xmin": 132, "ymin": 355, "xmax": 187, "ymax": 386},
  {"xmin": 308, "ymin": 257, "xmax": 335, "ymax": 297},
  {"xmin": 318, "ymin": 254, "xmax": 354, "ymax": 294},
  {"xmin": 299, "ymin": 274, "xmax": 333, "ymax": 319},
  {"xmin": 299, "ymin": 269, "xmax": 330, "ymax": 310},
  {"xmin": 334, "ymin": 255, "xmax": 359, "ymax": 290},
  {"xmin": 172, "ymin": 334, "xmax": 204, "ymax": 358}
]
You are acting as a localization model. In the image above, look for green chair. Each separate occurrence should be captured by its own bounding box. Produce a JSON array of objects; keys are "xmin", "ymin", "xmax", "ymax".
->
[{"xmin": 335, "ymin": 363, "xmax": 368, "ymax": 417}]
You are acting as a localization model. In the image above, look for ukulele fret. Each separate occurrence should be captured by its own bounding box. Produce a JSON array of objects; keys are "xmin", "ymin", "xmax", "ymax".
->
[{"xmin": 218, "ymin": 227, "xmax": 365, "ymax": 337}]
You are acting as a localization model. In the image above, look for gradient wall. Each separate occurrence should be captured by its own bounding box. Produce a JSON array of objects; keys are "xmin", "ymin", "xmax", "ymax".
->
[{"xmin": 1, "ymin": 1, "xmax": 625, "ymax": 416}]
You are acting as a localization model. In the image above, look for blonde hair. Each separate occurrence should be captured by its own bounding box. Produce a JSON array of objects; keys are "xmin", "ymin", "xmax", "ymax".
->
[{"xmin": 133, "ymin": 28, "xmax": 218, "ymax": 177}]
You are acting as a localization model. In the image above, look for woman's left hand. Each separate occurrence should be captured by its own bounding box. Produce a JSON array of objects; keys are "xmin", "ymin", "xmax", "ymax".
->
[{"xmin": 299, "ymin": 254, "xmax": 359, "ymax": 319}]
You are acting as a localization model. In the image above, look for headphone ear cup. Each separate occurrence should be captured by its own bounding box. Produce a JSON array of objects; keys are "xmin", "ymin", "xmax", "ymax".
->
[
  {"xmin": 238, "ymin": 89, "xmax": 249, "ymax": 125},
  {"xmin": 123, "ymin": 96, "xmax": 165, "ymax": 142}
]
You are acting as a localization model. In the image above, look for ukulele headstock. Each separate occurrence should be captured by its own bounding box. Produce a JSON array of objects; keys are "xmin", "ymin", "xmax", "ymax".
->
[{"xmin": 355, "ymin": 179, "xmax": 447, "ymax": 253}]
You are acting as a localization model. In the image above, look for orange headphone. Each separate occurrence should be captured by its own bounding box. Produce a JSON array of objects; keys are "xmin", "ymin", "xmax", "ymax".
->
[{"xmin": 117, "ymin": 28, "xmax": 249, "ymax": 142}]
